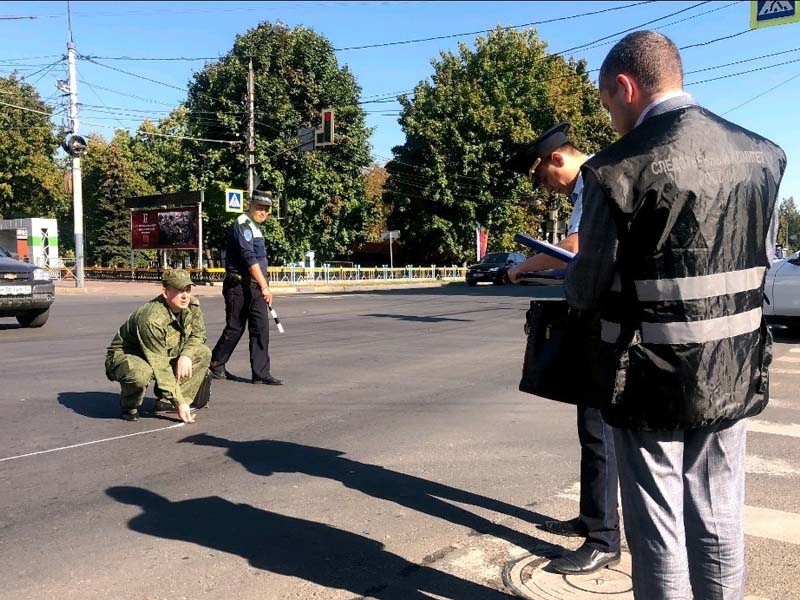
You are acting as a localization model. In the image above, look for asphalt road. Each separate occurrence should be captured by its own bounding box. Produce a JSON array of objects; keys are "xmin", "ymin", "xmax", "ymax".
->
[{"xmin": 0, "ymin": 285, "xmax": 798, "ymax": 600}]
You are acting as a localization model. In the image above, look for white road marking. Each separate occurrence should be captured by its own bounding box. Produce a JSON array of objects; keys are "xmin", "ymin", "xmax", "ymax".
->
[
  {"xmin": 0, "ymin": 423, "xmax": 185, "ymax": 463},
  {"xmin": 770, "ymin": 367, "xmax": 800, "ymax": 375},
  {"xmin": 746, "ymin": 454, "xmax": 800, "ymax": 477},
  {"xmin": 767, "ymin": 397, "xmax": 797, "ymax": 409},
  {"xmin": 555, "ymin": 481, "xmax": 581, "ymax": 502},
  {"xmin": 745, "ymin": 505, "xmax": 800, "ymax": 546},
  {"xmin": 748, "ymin": 420, "xmax": 800, "ymax": 438},
  {"xmin": 790, "ymin": 348, "xmax": 800, "ymax": 353},
  {"xmin": 774, "ymin": 355, "xmax": 800, "ymax": 363}
]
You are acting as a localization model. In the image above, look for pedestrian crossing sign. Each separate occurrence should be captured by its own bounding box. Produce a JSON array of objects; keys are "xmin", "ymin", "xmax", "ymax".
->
[
  {"xmin": 225, "ymin": 188, "xmax": 244, "ymax": 213},
  {"xmin": 752, "ymin": 0, "xmax": 799, "ymax": 28}
]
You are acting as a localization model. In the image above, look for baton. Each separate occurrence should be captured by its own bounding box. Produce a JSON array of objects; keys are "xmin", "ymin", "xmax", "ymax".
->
[{"xmin": 268, "ymin": 303, "xmax": 284, "ymax": 333}]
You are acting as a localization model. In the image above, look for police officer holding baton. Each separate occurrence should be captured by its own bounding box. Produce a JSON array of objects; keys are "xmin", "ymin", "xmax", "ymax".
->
[{"xmin": 210, "ymin": 188, "xmax": 284, "ymax": 386}]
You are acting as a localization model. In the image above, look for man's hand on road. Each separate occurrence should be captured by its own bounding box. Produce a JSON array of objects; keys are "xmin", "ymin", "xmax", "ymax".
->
[
  {"xmin": 507, "ymin": 266, "xmax": 522, "ymax": 284},
  {"xmin": 261, "ymin": 287, "xmax": 273, "ymax": 304},
  {"xmin": 175, "ymin": 356, "xmax": 193, "ymax": 382},
  {"xmin": 177, "ymin": 403, "xmax": 195, "ymax": 424}
]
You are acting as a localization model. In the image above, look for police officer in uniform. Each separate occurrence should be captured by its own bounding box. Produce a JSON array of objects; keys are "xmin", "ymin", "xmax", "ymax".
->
[
  {"xmin": 105, "ymin": 268, "xmax": 212, "ymax": 424},
  {"xmin": 507, "ymin": 124, "xmax": 621, "ymax": 575},
  {"xmin": 567, "ymin": 31, "xmax": 785, "ymax": 597},
  {"xmin": 210, "ymin": 189, "xmax": 284, "ymax": 385}
]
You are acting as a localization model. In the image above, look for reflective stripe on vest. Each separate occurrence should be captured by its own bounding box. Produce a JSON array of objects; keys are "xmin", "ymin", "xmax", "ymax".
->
[
  {"xmin": 634, "ymin": 266, "xmax": 765, "ymax": 301},
  {"xmin": 639, "ymin": 307, "xmax": 762, "ymax": 345},
  {"xmin": 602, "ymin": 306, "xmax": 762, "ymax": 345},
  {"xmin": 601, "ymin": 266, "xmax": 765, "ymax": 345}
]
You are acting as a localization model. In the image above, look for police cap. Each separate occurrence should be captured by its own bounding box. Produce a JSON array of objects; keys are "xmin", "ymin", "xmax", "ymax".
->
[
  {"xmin": 507, "ymin": 121, "xmax": 572, "ymax": 178},
  {"xmin": 162, "ymin": 268, "xmax": 194, "ymax": 289},
  {"xmin": 251, "ymin": 188, "xmax": 273, "ymax": 208}
]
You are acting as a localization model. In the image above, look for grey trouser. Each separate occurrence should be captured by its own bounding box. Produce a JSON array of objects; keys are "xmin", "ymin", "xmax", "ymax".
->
[{"xmin": 613, "ymin": 419, "xmax": 747, "ymax": 600}]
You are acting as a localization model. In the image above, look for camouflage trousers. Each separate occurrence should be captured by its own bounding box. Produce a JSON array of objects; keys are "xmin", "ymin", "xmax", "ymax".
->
[{"xmin": 105, "ymin": 346, "xmax": 212, "ymax": 411}]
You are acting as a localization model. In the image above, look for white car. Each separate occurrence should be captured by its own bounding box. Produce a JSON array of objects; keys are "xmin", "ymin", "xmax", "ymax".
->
[{"xmin": 764, "ymin": 252, "xmax": 800, "ymax": 330}]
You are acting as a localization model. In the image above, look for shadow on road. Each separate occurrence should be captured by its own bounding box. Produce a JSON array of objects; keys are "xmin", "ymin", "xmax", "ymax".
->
[
  {"xmin": 107, "ymin": 486, "xmax": 519, "ymax": 599},
  {"xmin": 58, "ymin": 391, "xmax": 124, "ymax": 419},
  {"xmin": 180, "ymin": 435, "xmax": 559, "ymax": 555},
  {"xmin": 57, "ymin": 391, "xmax": 176, "ymax": 421},
  {"xmin": 364, "ymin": 313, "xmax": 473, "ymax": 323},
  {"xmin": 0, "ymin": 322, "xmax": 22, "ymax": 330}
]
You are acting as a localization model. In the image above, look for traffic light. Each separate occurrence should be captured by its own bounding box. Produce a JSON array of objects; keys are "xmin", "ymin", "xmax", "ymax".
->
[{"xmin": 315, "ymin": 108, "xmax": 335, "ymax": 147}]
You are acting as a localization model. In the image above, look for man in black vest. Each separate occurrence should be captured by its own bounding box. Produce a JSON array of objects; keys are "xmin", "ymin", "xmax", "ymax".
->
[
  {"xmin": 507, "ymin": 125, "xmax": 621, "ymax": 575},
  {"xmin": 210, "ymin": 189, "xmax": 284, "ymax": 386},
  {"xmin": 565, "ymin": 31, "xmax": 785, "ymax": 598}
]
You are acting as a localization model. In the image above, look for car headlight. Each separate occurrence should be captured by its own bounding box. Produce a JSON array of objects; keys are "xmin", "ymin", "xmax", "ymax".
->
[
  {"xmin": 33, "ymin": 268, "xmax": 51, "ymax": 281},
  {"xmin": 488, "ymin": 267, "xmax": 500, "ymax": 272}
]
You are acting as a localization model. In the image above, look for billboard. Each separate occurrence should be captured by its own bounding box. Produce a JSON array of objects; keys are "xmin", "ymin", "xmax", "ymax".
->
[{"xmin": 131, "ymin": 206, "xmax": 200, "ymax": 249}]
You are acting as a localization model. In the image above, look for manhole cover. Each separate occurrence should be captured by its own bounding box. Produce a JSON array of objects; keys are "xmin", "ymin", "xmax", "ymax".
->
[{"xmin": 503, "ymin": 552, "xmax": 634, "ymax": 599}]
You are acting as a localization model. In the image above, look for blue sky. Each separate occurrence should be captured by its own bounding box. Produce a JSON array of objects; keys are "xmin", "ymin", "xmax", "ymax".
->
[{"xmin": 2, "ymin": 1, "xmax": 799, "ymax": 200}]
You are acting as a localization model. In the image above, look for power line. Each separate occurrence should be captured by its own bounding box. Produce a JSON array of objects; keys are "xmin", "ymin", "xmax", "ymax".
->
[
  {"xmin": 333, "ymin": 1, "xmax": 655, "ymax": 51},
  {"xmin": 721, "ymin": 71, "xmax": 800, "ymax": 116},
  {"xmin": 358, "ymin": 3, "xmax": 736, "ymax": 107},
  {"xmin": 687, "ymin": 56, "xmax": 800, "ymax": 86},
  {"xmin": 78, "ymin": 56, "xmax": 188, "ymax": 92},
  {"xmin": 19, "ymin": 57, "xmax": 66, "ymax": 82},
  {"xmin": 75, "ymin": 81, "xmax": 182, "ymax": 107},
  {"xmin": 0, "ymin": 98, "xmax": 54, "ymax": 117},
  {"xmin": 574, "ymin": 0, "xmax": 741, "ymax": 54},
  {"xmin": 552, "ymin": 1, "xmax": 710, "ymax": 56}
]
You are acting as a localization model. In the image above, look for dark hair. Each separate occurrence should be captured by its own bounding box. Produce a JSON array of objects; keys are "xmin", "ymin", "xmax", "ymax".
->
[
  {"xmin": 599, "ymin": 31, "xmax": 683, "ymax": 94},
  {"xmin": 552, "ymin": 142, "xmax": 580, "ymax": 156}
]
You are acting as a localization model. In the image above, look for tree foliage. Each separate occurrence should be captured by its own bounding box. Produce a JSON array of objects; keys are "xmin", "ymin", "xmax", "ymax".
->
[
  {"xmin": 82, "ymin": 132, "xmax": 154, "ymax": 266},
  {"xmin": 182, "ymin": 22, "xmax": 374, "ymax": 264},
  {"xmin": 384, "ymin": 27, "xmax": 615, "ymax": 263},
  {"xmin": 778, "ymin": 196, "xmax": 800, "ymax": 251},
  {"xmin": 0, "ymin": 75, "xmax": 68, "ymax": 222}
]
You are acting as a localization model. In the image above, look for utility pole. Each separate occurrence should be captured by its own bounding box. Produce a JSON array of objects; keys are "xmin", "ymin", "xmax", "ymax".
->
[
  {"xmin": 66, "ymin": 4, "xmax": 84, "ymax": 288},
  {"xmin": 247, "ymin": 58, "xmax": 255, "ymax": 201}
]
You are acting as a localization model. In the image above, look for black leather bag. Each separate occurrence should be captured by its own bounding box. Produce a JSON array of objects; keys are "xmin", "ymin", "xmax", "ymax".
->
[{"xmin": 519, "ymin": 299, "xmax": 602, "ymax": 407}]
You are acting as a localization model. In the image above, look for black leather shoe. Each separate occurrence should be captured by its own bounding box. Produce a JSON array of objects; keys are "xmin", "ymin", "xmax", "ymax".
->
[
  {"xmin": 210, "ymin": 369, "xmax": 235, "ymax": 381},
  {"xmin": 252, "ymin": 375, "xmax": 284, "ymax": 385},
  {"xmin": 547, "ymin": 543, "xmax": 621, "ymax": 575},
  {"xmin": 539, "ymin": 517, "xmax": 588, "ymax": 538}
]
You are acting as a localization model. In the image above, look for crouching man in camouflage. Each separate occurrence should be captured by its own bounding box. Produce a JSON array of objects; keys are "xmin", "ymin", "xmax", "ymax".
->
[{"xmin": 105, "ymin": 269, "xmax": 212, "ymax": 423}]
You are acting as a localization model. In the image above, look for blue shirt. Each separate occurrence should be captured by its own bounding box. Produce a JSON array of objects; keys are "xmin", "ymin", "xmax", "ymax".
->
[
  {"xmin": 567, "ymin": 171, "xmax": 584, "ymax": 236},
  {"xmin": 225, "ymin": 213, "xmax": 268, "ymax": 276}
]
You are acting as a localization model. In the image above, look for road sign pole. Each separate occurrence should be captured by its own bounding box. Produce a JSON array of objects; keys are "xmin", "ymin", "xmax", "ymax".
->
[{"xmin": 389, "ymin": 235, "xmax": 394, "ymax": 270}]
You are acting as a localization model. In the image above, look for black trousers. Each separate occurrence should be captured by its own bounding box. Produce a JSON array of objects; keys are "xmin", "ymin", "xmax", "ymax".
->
[
  {"xmin": 210, "ymin": 277, "xmax": 271, "ymax": 379},
  {"xmin": 577, "ymin": 405, "xmax": 620, "ymax": 552}
]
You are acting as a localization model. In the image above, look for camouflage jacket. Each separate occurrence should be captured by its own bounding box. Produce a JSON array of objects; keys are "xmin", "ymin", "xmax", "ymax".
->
[{"xmin": 107, "ymin": 295, "xmax": 208, "ymax": 404}]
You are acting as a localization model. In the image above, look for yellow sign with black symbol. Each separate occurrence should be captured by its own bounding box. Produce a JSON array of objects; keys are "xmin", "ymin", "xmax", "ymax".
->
[{"xmin": 751, "ymin": 1, "xmax": 799, "ymax": 28}]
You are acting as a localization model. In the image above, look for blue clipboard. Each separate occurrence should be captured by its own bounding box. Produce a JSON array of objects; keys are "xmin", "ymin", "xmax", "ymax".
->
[{"xmin": 514, "ymin": 233, "xmax": 575, "ymax": 263}]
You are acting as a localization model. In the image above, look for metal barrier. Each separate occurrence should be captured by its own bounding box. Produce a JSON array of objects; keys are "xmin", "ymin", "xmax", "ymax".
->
[{"xmin": 77, "ymin": 265, "xmax": 468, "ymax": 285}]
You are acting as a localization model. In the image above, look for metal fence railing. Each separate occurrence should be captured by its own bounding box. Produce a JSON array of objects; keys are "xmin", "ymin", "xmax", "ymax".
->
[{"xmin": 69, "ymin": 265, "xmax": 468, "ymax": 285}]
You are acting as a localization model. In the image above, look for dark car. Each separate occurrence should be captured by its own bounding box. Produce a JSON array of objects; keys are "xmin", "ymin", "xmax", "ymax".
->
[
  {"xmin": 0, "ymin": 246, "xmax": 55, "ymax": 327},
  {"xmin": 466, "ymin": 252, "xmax": 527, "ymax": 286}
]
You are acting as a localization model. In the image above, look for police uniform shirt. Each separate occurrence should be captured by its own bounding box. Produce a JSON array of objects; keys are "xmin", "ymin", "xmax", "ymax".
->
[
  {"xmin": 567, "ymin": 171, "xmax": 585, "ymax": 236},
  {"xmin": 226, "ymin": 213, "xmax": 268, "ymax": 276}
]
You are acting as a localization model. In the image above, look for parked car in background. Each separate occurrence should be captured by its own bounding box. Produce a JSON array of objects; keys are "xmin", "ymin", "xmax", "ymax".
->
[
  {"xmin": 0, "ymin": 246, "xmax": 55, "ymax": 327},
  {"xmin": 465, "ymin": 252, "xmax": 527, "ymax": 286},
  {"xmin": 764, "ymin": 251, "xmax": 800, "ymax": 332}
]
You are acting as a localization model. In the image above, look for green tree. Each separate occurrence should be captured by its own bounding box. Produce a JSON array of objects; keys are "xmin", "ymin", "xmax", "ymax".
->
[
  {"xmin": 778, "ymin": 196, "xmax": 800, "ymax": 252},
  {"xmin": 384, "ymin": 27, "xmax": 615, "ymax": 263},
  {"xmin": 182, "ymin": 21, "xmax": 373, "ymax": 265},
  {"xmin": 83, "ymin": 131, "xmax": 155, "ymax": 266},
  {"xmin": 0, "ymin": 75, "xmax": 69, "ymax": 221}
]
